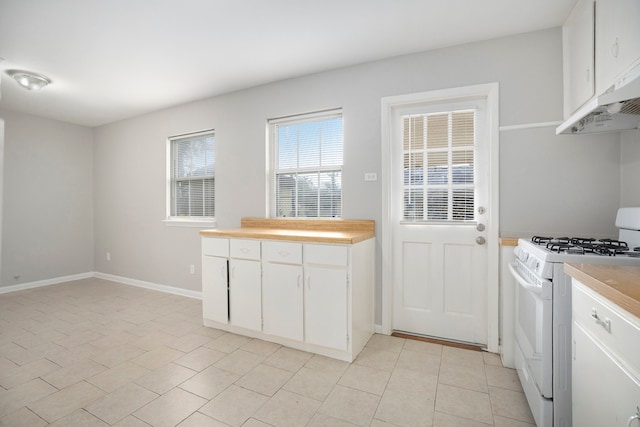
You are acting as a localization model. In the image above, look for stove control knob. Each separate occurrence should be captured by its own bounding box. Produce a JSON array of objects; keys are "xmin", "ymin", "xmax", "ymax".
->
[{"xmin": 476, "ymin": 236, "xmax": 486, "ymax": 245}]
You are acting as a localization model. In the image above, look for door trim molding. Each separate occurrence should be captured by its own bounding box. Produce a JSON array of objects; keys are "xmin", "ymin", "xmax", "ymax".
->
[{"xmin": 380, "ymin": 83, "xmax": 500, "ymax": 352}]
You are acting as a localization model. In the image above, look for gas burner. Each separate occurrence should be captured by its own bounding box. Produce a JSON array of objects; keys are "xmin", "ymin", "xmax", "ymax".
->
[
  {"xmin": 532, "ymin": 236, "xmax": 553, "ymax": 244},
  {"xmin": 570, "ymin": 237, "xmax": 597, "ymax": 245},
  {"xmin": 626, "ymin": 251, "xmax": 640, "ymax": 258},
  {"xmin": 547, "ymin": 242, "xmax": 574, "ymax": 253}
]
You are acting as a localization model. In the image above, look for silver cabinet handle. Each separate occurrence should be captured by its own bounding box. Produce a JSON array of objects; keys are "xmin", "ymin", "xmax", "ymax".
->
[{"xmin": 591, "ymin": 308, "xmax": 611, "ymax": 333}]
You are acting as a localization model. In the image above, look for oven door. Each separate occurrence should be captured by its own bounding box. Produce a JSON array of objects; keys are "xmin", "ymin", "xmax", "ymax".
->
[{"xmin": 510, "ymin": 260, "xmax": 553, "ymax": 398}]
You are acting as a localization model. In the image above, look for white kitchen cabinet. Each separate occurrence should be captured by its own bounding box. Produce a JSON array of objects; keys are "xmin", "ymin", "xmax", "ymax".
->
[
  {"xmin": 201, "ymin": 233, "xmax": 374, "ymax": 362},
  {"xmin": 229, "ymin": 258, "xmax": 261, "ymax": 331},
  {"xmin": 201, "ymin": 237, "xmax": 229, "ymax": 324},
  {"xmin": 572, "ymin": 280, "xmax": 640, "ymax": 426},
  {"xmin": 595, "ymin": 0, "xmax": 640, "ymax": 95},
  {"xmin": 562, "ymin": 0, "xmax": 640, "ymax": 118},
  {"xmin": 304, "ymin": 264, "xmax": 348, "ymax": 349},
  {"xmin": 262, "ymin": 261, "xmax": 303, "ymax": 341},
  {"xmin": 562, "ymin": 0, "xmax": 595, "ymax": 118}
]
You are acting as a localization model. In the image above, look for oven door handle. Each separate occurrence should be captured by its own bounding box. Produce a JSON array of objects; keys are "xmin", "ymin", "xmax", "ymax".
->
[{"xmin": 509, "ymin": 261, "xmax": 545, "ymax": 295}]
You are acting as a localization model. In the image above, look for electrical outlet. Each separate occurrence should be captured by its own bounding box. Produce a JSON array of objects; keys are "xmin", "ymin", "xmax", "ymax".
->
[
  {"xmin": 364, "ymin": 172, "xmax": 377, "ymax": 181},
  {"xmin": 189, "ymin": 264, "xmax": 195, "ymax": 274},
  {"xmin": 106, "ymin": 252, "xmax": 111, "ymax": 261}
]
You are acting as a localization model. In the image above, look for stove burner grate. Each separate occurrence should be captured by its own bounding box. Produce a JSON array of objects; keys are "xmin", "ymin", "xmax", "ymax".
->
[{"xmin": 532, "ymin": 236, "xmax": 634, "ymax": 256}]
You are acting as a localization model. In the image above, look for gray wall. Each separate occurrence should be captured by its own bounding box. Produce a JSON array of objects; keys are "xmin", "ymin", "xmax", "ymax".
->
[
  {"xmin": 621, "ymin": 130, "xmax": 640, "ymax": 207},
  {"xmin": 0, "ymin": 109, "xmax": 94, "ymax": 286},
  {"xmin": 91, "ymin": 27, "xmax": 625, "ymax": 323},
  {"xmin": 1, "ymin": 27, "xmax": 636, "ymax": 324}
]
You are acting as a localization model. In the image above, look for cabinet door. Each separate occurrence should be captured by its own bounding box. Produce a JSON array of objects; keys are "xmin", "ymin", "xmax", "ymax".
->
[
  {"xmin": 202, "ymin": 255, "xmax": 228, "ymax": 323},
  {"xmin": 563, "ymin": 0, "xmax": 595, "ymax": 117},
  {"xmin": 229, "ymin": 259, "xmax": 262, "ymax": 331},
  {"xmin": 262, "ymin": 262, "xmax": 303, "ymax": 341},
  {"xmin": 596, "ymin": 0, "xmax": 640, "ymax": 93},
  {"xmin": 573, "ymin": 322, "xmax": 640, "ymax": 426},
  {"xmin": 305, "ymin": 265, "xmax": 348, "ymax": 350}
]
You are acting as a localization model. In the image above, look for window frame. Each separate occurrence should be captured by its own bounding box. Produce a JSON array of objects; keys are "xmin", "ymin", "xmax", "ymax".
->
[
  {"xmin": 164, "ymin": 129, "xmax": 216, "ymax": 227},
  {"xmin": 267, "ymin": 109, "xmax": 344, "ymax": 219}
]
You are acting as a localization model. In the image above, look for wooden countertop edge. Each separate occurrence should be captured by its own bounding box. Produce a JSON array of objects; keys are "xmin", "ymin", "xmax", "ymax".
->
[
  {"xmin": 500, "ymin": 237, "xmax": 519, "ymax": 247},
  {"xmin": 200, "ymin": 218, "xmax": 375, "ymax": 244},
  {"xmin": 199, "ymin": 228, "xmax": 375, "ymax": 244},
  {"xmin": 564, "ymin": 263, "xmax": 640, "ymax": 319}
]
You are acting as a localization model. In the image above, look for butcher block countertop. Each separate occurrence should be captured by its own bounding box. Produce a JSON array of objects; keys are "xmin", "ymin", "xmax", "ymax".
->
[
  {"xmin": 200, "ymin": 218, "xmax": 375, "ymax": 244},
  {"xmin": 499, "ymin": 237, "xmax": 519, "ymax": 247},
  {"xmin": 565, "ymin": 263, "xmax": 640, "ymax": 319}
]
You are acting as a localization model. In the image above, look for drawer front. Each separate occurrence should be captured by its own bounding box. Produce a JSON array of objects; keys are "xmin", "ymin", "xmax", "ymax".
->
[
  {"xmin": 230, "ymin": 239, "xmax": 261, "ymax": 260},
  {"xmin": 202, "ymin": 237, "xmax": 229, "ymax": 257},
  {"xmin": 304, "ymin": 243, "xmax": 348, "ymax": 266},
  {"xmin": 262, "ymin": 241, "xmax": 302, "ymax": 264},
  {"xmin": 573, "ymin": 280, "xmax": 640, "ymax": 370}
]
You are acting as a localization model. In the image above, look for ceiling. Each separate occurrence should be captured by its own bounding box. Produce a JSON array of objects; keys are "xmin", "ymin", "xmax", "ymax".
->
[{"xmin": 0, "ymin": 0, "xmax": 577, "ymax": 127}]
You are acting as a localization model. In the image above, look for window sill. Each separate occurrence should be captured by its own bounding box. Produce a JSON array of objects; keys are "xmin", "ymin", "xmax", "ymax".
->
[{"xmin": 162, "ymin": 218, "xmax": 217, "ymax": 228}]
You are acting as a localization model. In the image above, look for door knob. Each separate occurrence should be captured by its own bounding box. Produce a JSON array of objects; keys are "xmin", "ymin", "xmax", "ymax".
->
[{"xmin": 476, "ymin": 236, "xmax": 486, "ymax": 245}]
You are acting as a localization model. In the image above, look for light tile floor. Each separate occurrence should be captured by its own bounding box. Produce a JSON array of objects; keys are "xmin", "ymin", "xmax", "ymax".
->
[{"xmin": 0, "ymin": 278, "xmax": 535, "ymax": 426}]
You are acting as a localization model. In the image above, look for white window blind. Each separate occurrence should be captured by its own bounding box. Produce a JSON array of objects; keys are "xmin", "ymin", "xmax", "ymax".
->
[
  {"xmin": 402, "ymin": 110, "xmax": 475, "ymax": 222},
  {"xmin": 270, "ymin": 110, "xmax": 343, "ymax": 218},
  {"xmin": 169, "ymin": 130, "xmax": 215, "ymax": 218}
]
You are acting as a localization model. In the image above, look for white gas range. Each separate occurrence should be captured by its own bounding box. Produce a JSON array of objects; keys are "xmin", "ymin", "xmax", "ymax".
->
[{"xmin": 509, "ymin": 207, "xmax": 640, "ymax": 427}]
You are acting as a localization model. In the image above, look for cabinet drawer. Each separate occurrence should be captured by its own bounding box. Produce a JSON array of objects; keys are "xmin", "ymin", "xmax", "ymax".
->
[
  {"xmin": 202, "ymin": 237, "xmax": 229, "ymax": 257},
  {"xmin": 262, "ymin": 241, "xmax": 302, "ymax": 264},
  {"xmin": 304, "ymin": 244, "xmax": 348, "ymax": 266},
  {"xmin": 572, "ymin": 280, "xmax": 640, "ymax": 369},
  {"xmin": 230, "ymin": 239, "xmax": 261, "ymax": 260}
]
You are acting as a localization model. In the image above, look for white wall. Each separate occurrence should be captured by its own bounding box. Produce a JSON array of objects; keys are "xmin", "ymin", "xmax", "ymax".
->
[
  {"xmin": 0, "ymin": 109, "xmax": 94, "ymax": 286},
  {"xmin": 621, "ymin": 130, "xmax": 640, "ymax": 207},
  {"xmin": 92, "ymin": 28, "xmax": 626, "ymax": 323}
]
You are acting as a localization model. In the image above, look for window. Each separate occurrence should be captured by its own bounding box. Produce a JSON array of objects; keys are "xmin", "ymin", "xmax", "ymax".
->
[
  {"xmin": 402, "ymin": 109, "xmax": 475, "ymax": 222},
  {"xmin": 167, "ymin": 130, "xmax": 215, "ymax": 220},
  {"xmin": 269, "ymin": 110, "xmax": 343, "ymax": 218}
]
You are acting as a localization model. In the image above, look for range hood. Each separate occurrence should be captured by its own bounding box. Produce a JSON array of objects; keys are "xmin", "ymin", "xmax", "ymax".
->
[{"xmin": 556, "ymin": 64, "xmax": 640, "ymax": 135}]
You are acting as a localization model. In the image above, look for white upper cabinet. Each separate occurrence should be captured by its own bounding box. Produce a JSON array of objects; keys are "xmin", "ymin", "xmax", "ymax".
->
[
  {"xmin": 562, "ymin": 0, "xmax": 640, "ymax": 118},
  {"xmin": 595, "ymin": 0, "xmax": 640, "ymax": 95},
  {"xmin": 563, "ymin": 0, "xmax": 595, "ymax": 118}
]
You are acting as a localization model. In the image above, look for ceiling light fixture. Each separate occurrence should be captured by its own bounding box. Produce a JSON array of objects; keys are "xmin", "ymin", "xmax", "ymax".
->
[{"xmin": 6, "ymin": 69, "xmax": 51, "ymax": 91}]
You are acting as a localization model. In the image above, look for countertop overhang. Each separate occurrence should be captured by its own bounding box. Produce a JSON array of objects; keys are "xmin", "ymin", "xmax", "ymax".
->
[
  {"xmin": 565, "ymin": 263, "xmax": 640, "ymax": 318},
  {"xmin": 200, "ymin": 218, "xmax": 375, "ymax": 245}
]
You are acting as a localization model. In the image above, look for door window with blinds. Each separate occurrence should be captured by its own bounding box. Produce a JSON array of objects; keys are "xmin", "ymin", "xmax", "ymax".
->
[
  {"xmin": 168, "ymin": 130, "xmax": 215, "ymax": 219},
  {"xmin": 269, "ymin": 110, "xmax": 343, "ymax": 218},
  {"xmin": 402, "ymin": 109, "xmax": 475, "ymax": 222}
]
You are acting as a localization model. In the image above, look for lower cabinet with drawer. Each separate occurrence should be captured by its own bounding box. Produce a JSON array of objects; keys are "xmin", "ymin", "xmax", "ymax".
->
[
  {"xmin": 201, "ymin": 236, "xmax": 374, "ymax": 362},
  {"xmin": 572, "ymin": 280, "xmax": 640, "ymax": 427}
]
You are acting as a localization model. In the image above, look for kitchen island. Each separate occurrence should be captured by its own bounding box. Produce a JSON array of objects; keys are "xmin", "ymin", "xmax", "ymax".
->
[{"xmin": 200, "ymin": 218, "xmax": 375, "ymax": 361}]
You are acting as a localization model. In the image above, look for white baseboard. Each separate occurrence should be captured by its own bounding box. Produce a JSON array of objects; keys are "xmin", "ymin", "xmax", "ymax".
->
[
  {"xmin": 0, "ymin": 272, "xmax": 94, "ymax": 294},
  {"xmin": 374, "ymin": 324, "xmax": 385, "ymax": 334},
  {"xmin": 93, "ymin": 272, "xmax": 202, "ymax": 300},
  {"xmin": 0, "ymin": 271, "xmax": 202, "ymax": 300}
]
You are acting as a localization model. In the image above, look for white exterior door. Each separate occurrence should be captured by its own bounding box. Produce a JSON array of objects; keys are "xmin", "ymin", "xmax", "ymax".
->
[{"xmin": 384, "ymin": 85, "xmax": 498, "ymax": 347}]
